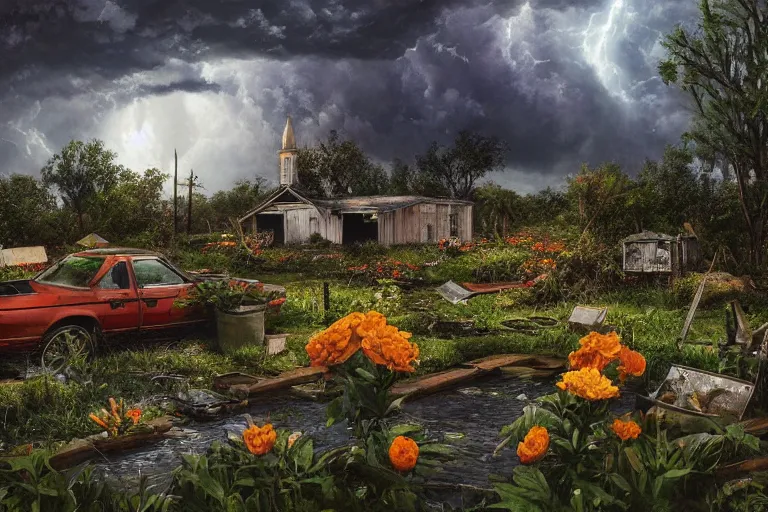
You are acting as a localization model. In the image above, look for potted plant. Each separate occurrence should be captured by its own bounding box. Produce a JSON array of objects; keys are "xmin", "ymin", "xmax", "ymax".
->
[{"xmin": 176, "ymin": 280, "xmax": 280, "ymax": 354}]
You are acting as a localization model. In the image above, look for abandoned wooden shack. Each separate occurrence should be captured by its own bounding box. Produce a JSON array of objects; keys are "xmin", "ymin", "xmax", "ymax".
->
[
  {"xmin": 238, "ymin": 117, "xmax": 474, "ymax": 246},
  {"xmin": 621, "ymin": 231, "xmax": 701, "ymax": 275}
]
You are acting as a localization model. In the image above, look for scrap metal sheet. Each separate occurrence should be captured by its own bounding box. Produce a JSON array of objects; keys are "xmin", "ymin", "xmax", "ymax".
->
[{"xmin": 436, "ymin": 280, "xmax": 474, "ymax": 304}]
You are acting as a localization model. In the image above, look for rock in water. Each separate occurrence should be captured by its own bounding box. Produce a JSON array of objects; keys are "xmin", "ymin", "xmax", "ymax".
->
[{"xmin": 515, "ymin": 394, "xmax": 528, "ymax": 401}]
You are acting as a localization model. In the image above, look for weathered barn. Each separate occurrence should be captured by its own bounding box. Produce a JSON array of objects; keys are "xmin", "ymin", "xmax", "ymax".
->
[
  {"xmin": 239, "ymin": 118, "xmax": 474, "ymax": 246},
  {"xmin": 622, "ymin": 231, "xmax": 701, "ymax": 275}
]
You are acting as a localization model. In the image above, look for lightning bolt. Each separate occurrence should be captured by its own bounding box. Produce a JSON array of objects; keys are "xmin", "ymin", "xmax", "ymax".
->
[{"xmin": 581, "ymin": 0, "xmax": 634, "ymax": 102}]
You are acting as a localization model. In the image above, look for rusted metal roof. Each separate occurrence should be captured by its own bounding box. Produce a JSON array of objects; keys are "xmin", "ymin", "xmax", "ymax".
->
[{"xmin": 622, "ymin": 230, "xmax": 677, "ymax": 242}]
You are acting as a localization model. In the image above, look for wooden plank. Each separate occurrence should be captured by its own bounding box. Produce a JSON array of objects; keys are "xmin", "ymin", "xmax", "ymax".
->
[
  {"xmin": 466, "ymin": 354, "xmax": 538, "ymax": 371},
  {"xmin": 740, "ymin": 417, "xmax": 768, "ymax": 436},
  {"xmin": 391, "ymin": 368, "xmax": 481, "ymax": 398},
  {"xmin": 234, "ymin": 366, "xmax": 328, "ymax": 396},
  {"xmin": 460, "ymin": 282, "xmax": 528, "ymax": 293},
  {"xmin": 213, "ymin": 372, "xmax": 263, "ymax": 390},
  {"xmin": 49, "ymin": 416, "xmax": 174, "ymax": 470},
  {"xmin": 717, "ymin": 456, "xmax": 768, "ymax": 478}
]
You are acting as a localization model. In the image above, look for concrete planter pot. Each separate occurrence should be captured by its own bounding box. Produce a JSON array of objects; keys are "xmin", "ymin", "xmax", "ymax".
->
[{"xmin": 215, "ymin": 304, "xmax": 266, "ymax": 355}]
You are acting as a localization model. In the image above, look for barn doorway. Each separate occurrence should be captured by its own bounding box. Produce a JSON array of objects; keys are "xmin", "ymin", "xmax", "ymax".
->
[
  {"xmin": 342, "ymin": 214, "xmax": 378, "ymax": 245},
  {"xmin": 255, "ymin": 213, "xmax": 284, "ymax": 245}
]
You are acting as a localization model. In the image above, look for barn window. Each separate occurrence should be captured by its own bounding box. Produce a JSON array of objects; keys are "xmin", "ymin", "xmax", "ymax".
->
[
  {"xmin": 426, "ymin": 224, "xmax": 434, "ymax": 242},
  {"xmin": 449, "ymin": 213, "xmax": 459, "ymax": 237}
]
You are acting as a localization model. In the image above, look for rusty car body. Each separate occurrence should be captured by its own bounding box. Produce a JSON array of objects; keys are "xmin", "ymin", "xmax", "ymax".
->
[{"xmin": 0, "ymin": 248, "xmax": 275, "ymax": 371}]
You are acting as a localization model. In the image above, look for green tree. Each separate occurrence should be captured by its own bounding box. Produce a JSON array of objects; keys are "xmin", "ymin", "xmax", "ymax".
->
[
  {"xmin": 296, "ymin": 131, "xmax": 389, "ymax": 198},
  {"xmin": 567, "ymin": 163, "xmax": 636, "ymax": 244},
  {"xmin": 633, "ymin": 145, "xmax": 704, "ymax": 233},
  {"xmin": 209, "ymin": 177, "xmax": 270, "ymax": 229},
  {"xmin": 388, "ymin": 158, "xmax": 414, "ymax": 195},
  {"xmin": 659, "ymin": 0, "xmax": 768, "ymax": 265},
  {"xmin": 96, "ymin": 168, "xmax": 170, "ymax": 244},
  {"xmin": 474, "ymin": 183, "xmax": 522, "ymax": 237},
  {"xmin": 0, "ymin": 174, "xmax": 66, "ymax": 248},
  {"xmin": 413, "ymin": 131, "xmax": 507, "ymax": 199},
  {"xmin": 41, "ymin": 139, "xmax": 124, "ymax": 235}
]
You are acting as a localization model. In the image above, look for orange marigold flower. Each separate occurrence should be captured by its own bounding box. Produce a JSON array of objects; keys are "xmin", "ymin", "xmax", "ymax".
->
[
  {"xmin": 361, "ymin": 324, "xmax": 419, "ymax": 373},
  {"xmin": 288, "ymin": 431, "xmax": 302, "ymax": 448},
  {"xmin": 356, "ymin": 311, "xmax": 387, "ymax": 339},
  {"xmin": 305, "ymin": 312, "xmax": 365, "ymax": 366},
  {"xmin": 567, "ymin": 331, "xmax": 622, "ymax": 371},
  {"xmin": 125, "ymin": 409, "xmax": 142, "ymax": 425},
  {"xmin": 389, "ymin": 436, "xmax": 419, "ymax": 472},
  {"xmin": 617, "ymin": 346, "xmax": 646, "ymax": 382},
  {"xmin": 556, "ymin": 368, "xmax": 620, "ymax": 400},
  {"xmin": 611, "ymin": 419, "xmax": 642, "ymax": 441},
  {"xmin": 89, "ymin": 413, "xmax": 109, "ymax": 430},
  {"xmin": 517, "ymin": 426, "xmax": 550, "ymax": 464},
  {"xmin": 243, "ymin": 423, "xmax": 277, "ymax": 455}
]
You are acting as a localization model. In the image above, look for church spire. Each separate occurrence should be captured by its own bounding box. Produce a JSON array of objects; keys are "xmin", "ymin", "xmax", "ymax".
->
[
  {"xmin": 278, "ymin": 116, "xmax": 298, "ymax": 186},
  {"xmin": 282, "ymin": 116, "xmax": 296, "ymax": 150}
]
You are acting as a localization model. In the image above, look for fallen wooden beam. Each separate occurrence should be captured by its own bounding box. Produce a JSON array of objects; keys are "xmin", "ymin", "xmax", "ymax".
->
[
  {"xmin": 466, "ymin": 354, "xmax": 538, "ymax": 371},
  {"xmin": 231, "ymin": 366, "xmax": 327, "ymax": 398},
  {"xmin": 740, "ymin": 417, "xmax": 768, "ymax": 437},
  {"xmin": 717, "ymin": 456, "xmax": 768, "ymax": 478},
  {"xmin": 391, "ymin": 368, "xmax": 482, "ymax": 398},
  {"xmin": 48, "ymin": 416, "xmax": 174, "ymax": 470}
]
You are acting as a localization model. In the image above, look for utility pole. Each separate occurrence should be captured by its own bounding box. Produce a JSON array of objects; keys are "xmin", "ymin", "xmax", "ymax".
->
[
  {"xmin": 173, "ymin": 149, "xmax": 178, "ymax": 236},
  {"xmin": 187, "ymin": 169, "xmax": 194, "ymax": 234}
]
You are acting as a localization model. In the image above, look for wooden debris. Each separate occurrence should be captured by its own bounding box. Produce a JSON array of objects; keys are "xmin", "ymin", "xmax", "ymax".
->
[
  {"xmin": 391, "ymin": 368, "xmax": 482, "ymax": 398},
  {"xmin": 460, "ymin": 282, "xmax": 529, "ymax": 294},
  {"xmin": 48, "ymin": 416, "xmax": 174, "ymax": 470},
  {"xmin": 740, "ymin": 417, "xmax": 768, "ymax": 437},
  {"xmin": 213, "ymin": 372, "xmax": 263, "ymax": 390},
  {"xmin": 717, "ymin": 456, "xmax": 768, "ymax": 478},
  {"xmin": 232, "ymin": 366, "xmax": 327, "ymax": 397},
  {"xmin": 466, "ymin": 354, "xmax": 538, "ymax": 371}
]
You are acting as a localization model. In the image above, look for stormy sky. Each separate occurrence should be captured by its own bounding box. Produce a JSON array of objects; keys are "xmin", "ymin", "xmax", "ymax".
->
[{"xmin": 0, "ymin": 0, "xmax": 700, "ymax": 195}]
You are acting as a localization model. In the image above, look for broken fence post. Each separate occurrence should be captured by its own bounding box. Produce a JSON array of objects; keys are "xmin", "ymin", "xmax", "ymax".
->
[{"xmin": 323, "ymin": 282, "xmax": 330, "ymax": 325}]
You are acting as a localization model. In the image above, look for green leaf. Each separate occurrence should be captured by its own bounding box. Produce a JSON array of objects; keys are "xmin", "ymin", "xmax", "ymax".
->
[
  {"xmin": 623, "ymin": 447, "xmax": 643, "ymax": 473},
  {"xmin": 354, "ymin": 368, "xmax": 376, "ymax": 382},
  {"xmin": 389, "ymin": 424, "xmax": 423, "ymax": 437},
  {"xmin": 608, "ymin": 473, "xmax": 632, "ymax": 494},
  {"xmin": 385, "ymin": 396, "xmax": 407, "ymax": 416},
  {"xmin": 662, "ymin": 468, "xmax": 691, "ymax": 479}
]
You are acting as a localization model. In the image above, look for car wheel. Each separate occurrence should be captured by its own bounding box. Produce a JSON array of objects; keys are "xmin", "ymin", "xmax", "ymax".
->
[{"xmin": 40, "ymin": 324, "xmax": 95, "ymax": 375}]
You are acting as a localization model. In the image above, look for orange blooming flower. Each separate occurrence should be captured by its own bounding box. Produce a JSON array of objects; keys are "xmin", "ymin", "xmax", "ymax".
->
[
  {"xmin": 305, "ymin": 312, "xmax": 365, "ymax": 366},
  {"xmin": 126, "ymin": 409, "xmax": 142, "ymax": 425},
  {"xmin": 567, "ymin": 331, "xmax": 622, "ymax": 372},
  {"xmin": 361, "ymin": 324, "xmax": 419, "ymax": 373},
  {"xmin": 517, "ymin": 426, "xmax": 549, "ymax": 464},
  {"xmin": 89, "ymin": 413, "xmax": 109, "ymax": 430},
  {"xmin": 243, "ymin": 423, "xmax": 277, "ymax": 455},
  {"xmin": 617, "ymin": 346, "xmax": 646, "ymax": 382},
  {"xmin": 556, "ymin": 368, "xmax": 620, "ymax": 400},
  {"xmin": 389, "ymin": 436, "xmax": 419, "ymax": 472},
  {"xmin": 611, "ymin": 419, "xmax": 642, "ymax": 441},
  {"xmin": 356, "ymin": 311, "xmax": 387, "ymax": 339}
]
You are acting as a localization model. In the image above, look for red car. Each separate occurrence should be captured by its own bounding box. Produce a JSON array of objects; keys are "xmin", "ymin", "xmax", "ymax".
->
[{"xmin": 0, "ymin": 248, "xmax": 276, "ymax": 372}]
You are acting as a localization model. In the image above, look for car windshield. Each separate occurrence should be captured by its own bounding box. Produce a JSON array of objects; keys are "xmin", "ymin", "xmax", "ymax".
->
[{"xmin": 35, "ymin": 256, "xmax": 105, "ymax": 288}]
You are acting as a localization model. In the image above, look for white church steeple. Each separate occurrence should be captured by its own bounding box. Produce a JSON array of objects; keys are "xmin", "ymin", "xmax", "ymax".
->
[{"xmin": 278, "ymin": 116, "xmax": 298, "ymax": 186}]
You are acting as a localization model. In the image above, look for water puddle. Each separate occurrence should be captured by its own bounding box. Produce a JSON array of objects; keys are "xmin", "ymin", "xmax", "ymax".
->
[{"xmin": 94, "ymin": 375, "xmax": 635, "ymax": 491}]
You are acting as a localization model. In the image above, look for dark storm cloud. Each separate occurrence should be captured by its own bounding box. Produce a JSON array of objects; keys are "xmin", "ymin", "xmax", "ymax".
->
[
  {"xmin": 0, "ymin": 0, "xmax": 703, "ymax": 192},
  {"xmin": 138, "ymin": 79, "xmax": 221, "ymax": 96}
]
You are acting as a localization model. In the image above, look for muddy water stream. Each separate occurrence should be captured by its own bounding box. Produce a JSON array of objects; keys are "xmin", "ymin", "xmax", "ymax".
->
[{"xmin": 95, "ymin": 375, "xmax": 634, "ymax": 493}]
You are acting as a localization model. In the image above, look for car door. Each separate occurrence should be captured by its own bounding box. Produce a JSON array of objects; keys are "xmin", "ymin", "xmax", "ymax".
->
[
  {"xmin": 130, "ymin": 257, "xmax": 199, "ymax": 329},
  {"xmin": 91, "ymin": 260, "xmax": 141, "ymax": 332}
]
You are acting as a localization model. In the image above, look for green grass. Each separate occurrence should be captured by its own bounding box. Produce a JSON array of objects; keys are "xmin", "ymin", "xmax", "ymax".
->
[{"xmin": 2, "ymin": 244, "xmax": 763, "ymax": 450}]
